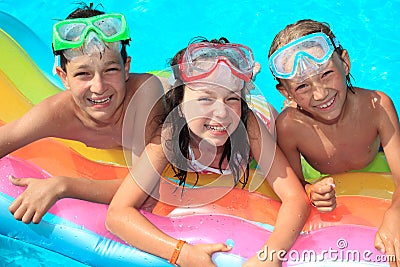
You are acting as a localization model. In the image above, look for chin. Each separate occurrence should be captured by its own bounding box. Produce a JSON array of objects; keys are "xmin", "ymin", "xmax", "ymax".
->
[{"xmin": 198, "ymin": 136, "xmax": 225, "ymax": 147}]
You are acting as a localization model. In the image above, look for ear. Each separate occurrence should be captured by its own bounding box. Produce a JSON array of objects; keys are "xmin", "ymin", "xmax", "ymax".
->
[
  {"xmin": 124, "ymin": 56, "xmax": 131, "ymax": 82},
  {"xmin": 276, "ymin": 83, "xmax": 292, "ymax": 100},
  {"xmin": 340, "ymin": 49, "xmax": 351, "ymax": 75},
  {"xmin": 56, "ymin": 66, "xmax": 70, "ymax": 90}
]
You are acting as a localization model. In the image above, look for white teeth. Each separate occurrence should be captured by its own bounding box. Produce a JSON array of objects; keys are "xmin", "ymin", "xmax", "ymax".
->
[
  {"xmin": 89, "ymin": 97, "xmax": 111, "ymax": 104},
  {"xmin": 318, "ymin": 97, "xmax": 335, "ymax": 109},
  {"xmin": 206, "ymin": 125, "xmax": 227, "ymax": 132}
]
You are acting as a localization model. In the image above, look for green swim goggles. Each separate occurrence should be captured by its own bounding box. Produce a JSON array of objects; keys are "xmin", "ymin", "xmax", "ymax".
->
[{"xmin": 52, "ymin": 13, "xmax": 130, "ymax": 52}]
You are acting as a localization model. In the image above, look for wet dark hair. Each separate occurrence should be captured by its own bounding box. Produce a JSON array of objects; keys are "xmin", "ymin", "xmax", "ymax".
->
[
  {"xmin": 268, "ymin": 19, "xmax": 354, "ymax": 93},
  {"xmin": 164, "ymin": 36, "xmax": 251, "ymax": 188},
  {"xmin": 54, "ymin": 2, "xmax": 129, "ymax": 70}
]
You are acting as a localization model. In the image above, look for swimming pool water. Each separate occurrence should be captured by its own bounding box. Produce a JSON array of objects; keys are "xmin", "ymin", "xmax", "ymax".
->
[
  {"xmin": 0, "ymin": 0, "xmax": 399, "ymax": 111},
  {"xmin": 0, "ymin": 235, "xmax": 89, "ymax": 267},
  {"xmin": 0, "ymin": 0, "xmax": 399, "ymax": 266}
]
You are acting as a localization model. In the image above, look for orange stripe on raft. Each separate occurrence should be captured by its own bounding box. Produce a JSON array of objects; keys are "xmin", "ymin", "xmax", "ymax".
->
[{"xmin": 11, "ymin": 138, "xmax": 128, "ymax": 180}]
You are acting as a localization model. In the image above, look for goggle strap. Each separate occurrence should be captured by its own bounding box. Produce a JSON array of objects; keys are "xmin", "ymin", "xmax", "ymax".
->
[
  {"xmin": 52, "ymin": 55, "xmax": 59, "ymax": 75},
  {"xmin": 52, "ymin": 43, "xmax": 60, "ymax": 55},
  {"xmin": 121, "ymin": 38, "xmax": 131, "ymax": 46},
  {"xmin": 168, "ymin": 72, "xmax": 177, "ymax": 86},
  {"xmin": 332, "ymin": 37, "xmax": 340, "ymax": 48}
]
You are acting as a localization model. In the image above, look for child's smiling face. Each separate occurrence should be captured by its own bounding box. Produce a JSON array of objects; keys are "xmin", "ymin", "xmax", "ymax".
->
[
  {"xmin": 58, "ymin": 47, "xmax": 130, "ymax": 123},
  {"xmin": 278, "ymin": 51, "xmax": 350, "ymax": 124},
  {"xmin": 180, "ymin": 64, "xmax": 244, "ymax": 148}
]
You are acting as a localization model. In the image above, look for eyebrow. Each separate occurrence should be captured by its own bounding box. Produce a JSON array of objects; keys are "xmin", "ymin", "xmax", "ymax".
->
[
  {"xmin": 196, "ymin": 89, "xmax": 242, "ymax": 97},
  {"xmin": 104, "ymin": 60, "xmax": 121, "ymax": 66},
  {"xmin": 72, "ymin": 64, "xmax": 92, "ymax": 70}
]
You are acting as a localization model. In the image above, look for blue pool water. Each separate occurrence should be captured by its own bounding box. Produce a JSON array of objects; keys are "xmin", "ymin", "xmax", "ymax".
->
[
  {"xmin": 0, "ymin": 0, "xmax": 399, "ymax": 111},
  {"xmin": 0, "ymin": 0, "xmax": 399, "ymax": 266}
]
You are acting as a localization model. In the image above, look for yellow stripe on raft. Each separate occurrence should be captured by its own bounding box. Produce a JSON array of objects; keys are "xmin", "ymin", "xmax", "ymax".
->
[
  {"xmin": 0, "ymin": 28, "xmax": 59, "ymax": 104},
  {"xmin": 0, "ymin": 69, "xmax": 31, "ymax": 120},
  {"xmin": 162, "ymin": 164, "xmax": 395, "ymax": 201}
]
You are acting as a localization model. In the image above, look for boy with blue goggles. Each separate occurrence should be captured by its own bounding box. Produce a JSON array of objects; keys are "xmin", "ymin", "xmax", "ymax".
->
[{"xmin": 269, "ymin": 32, "xmax": 340, "ymax": 82}]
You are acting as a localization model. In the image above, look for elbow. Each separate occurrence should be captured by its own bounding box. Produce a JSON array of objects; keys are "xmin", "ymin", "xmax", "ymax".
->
[{"xmin": 105, "ymin": 204, "xmax": 120, "ymax": 234}]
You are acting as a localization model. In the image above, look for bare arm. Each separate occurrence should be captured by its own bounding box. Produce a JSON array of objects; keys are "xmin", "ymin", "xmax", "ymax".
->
[
  {"xmin": 377, "ymin": 91, "xmax": 400, "ymax": 186},
  {"xmin": 9, "ymin": 74, "xmax": 165, "ymax": 224},
  {"xmin": 5, "ymin": 92, "xmax": 126, "ymax": 223},
  {"xmin": 0, "ymin": 93, "xmax": 68, "ymax": 158},
  {"xmin": 106, "ymin": 132, "xmax": 231, "ymax": 267},
  {"xmin": 9, "ymin": 175, "xmax": 123, "ymax": 223},
  {"xmin": 276, "ymin": 110, "xmax": 336, "ymax": 213},
  {"xmin": 124, "ymin": 73, "xmax": 165, "ymax": 163},
  {"xmin": 373, "ymin": 91, "xmax": 400, "ymax": 266},
  {"xmin": 244, "ymin": 112, "xmax": 310, "ymax": 266},
  {"xmin": 275, "ymin": 110, "xmax": 304, "ymax": 181}
]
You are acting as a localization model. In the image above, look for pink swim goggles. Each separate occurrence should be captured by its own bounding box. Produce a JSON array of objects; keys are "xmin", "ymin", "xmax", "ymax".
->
[{"xmin": 178, "ymin": 42, "xmax": 255, "ymax": 82}]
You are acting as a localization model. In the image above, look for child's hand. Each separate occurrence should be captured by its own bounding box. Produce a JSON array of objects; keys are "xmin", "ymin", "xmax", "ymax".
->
[
  {"xmin": 374, "ymin": 206, "xmax": 400, "ymax": 267},
  {"xmin": 177, "ymin": 243, "xmax": 232, "ymax": 267},
  {"xmin": 8, "ymin": 175, "xmax": 65, "ymax": 224},
  {"xmin": 306, "ymin": 177, "xmax": 336, "ymax": 212},
  {"xmin": 242, "ymin": 254, "xmax": 282, "ymax": 267}
]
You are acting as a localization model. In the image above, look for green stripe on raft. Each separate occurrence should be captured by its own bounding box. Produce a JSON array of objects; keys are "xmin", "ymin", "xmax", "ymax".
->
[{"xmin": 303, "ymin": 151, "xmax": 391, "ymax": 182}]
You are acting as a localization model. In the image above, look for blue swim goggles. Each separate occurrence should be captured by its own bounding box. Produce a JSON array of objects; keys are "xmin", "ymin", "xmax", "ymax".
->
[{"xmin": 268, "ymin": 32, "xmax": 340, "ymax": 82}]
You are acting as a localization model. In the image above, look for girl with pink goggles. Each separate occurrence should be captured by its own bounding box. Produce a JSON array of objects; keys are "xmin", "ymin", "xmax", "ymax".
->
[{"xmin": 178, "ymin": 42, "xmax": 255, "ymax": 83}]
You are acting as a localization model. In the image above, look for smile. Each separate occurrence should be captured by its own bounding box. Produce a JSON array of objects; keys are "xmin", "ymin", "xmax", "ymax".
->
[
  {"xmin": 88, "ymin": 96, "xmax": 111, "ymax": 105},
  {"xmin": 205, "ymin": 125, "xmax": 227, "ymax": 132},
  {"xmin": 316, "ymin": 96, "xmax": 335, "ymax": 109}
]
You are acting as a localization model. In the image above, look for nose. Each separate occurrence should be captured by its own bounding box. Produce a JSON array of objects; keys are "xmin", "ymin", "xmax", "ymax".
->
[
  {"xmin": 312, "ymin": 83, "xmax": 328, "ymax": 101},
  {"xmin": 213, "ymin": 100, "xmax": 228, "ymax": 118},
  {"xmin": 90, "ymin": 73, "xmax": 107, "ymax": 95}
]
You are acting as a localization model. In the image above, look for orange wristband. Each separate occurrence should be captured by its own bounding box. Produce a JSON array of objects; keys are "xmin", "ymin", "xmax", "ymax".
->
[{"xmin": 169, "ymin": 239, "xmax": 186, "ymax": 266}]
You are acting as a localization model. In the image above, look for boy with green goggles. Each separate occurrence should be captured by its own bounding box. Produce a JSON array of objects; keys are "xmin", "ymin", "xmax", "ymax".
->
[{"xmin": 8, "ymin": 4, "xmax": 164, "ymax": 227}]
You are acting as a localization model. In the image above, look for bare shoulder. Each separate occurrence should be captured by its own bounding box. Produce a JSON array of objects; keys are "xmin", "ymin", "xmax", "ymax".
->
[
  {"xmin": 276, "ymin": 107, "xmax": 305, "ymax": 132},
  {"xmin": 8, "ymin": 91, "xmax": 77, "ymax": 141},
  {"xmin": 126, "ymin": 73, "xmax": 163, "ymax": 98},
  {"xmin": 125, "ymin": 73, "xmax": 164, "ymax": 112},
  {"xmin": 31, "ymin": 91, "xmax": 75, "ymax": 120},
  {"xmin": 355, "ymin": 87, "xmax": 396, "ymax": 114},
  {"xmin": 373, "ymin": 90, "xmax": 396, "ymax": 110},
  {"xmin": 275, "ymin": 107, "xmax": 315, "ymax": 150}
]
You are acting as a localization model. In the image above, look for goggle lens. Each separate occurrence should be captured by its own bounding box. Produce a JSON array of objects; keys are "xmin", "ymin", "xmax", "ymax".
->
[
  {"xmin": 58, "ymin": 23, "xmax": 87, "ymax": 41},
  {"xmin": 93, "ymin": 17, "xmax": 123, "ymax": 37},
  {"xmin": 180, "ymin": 43, "xmax": 255, "ymax": 82}
]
